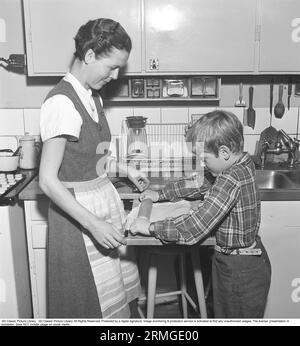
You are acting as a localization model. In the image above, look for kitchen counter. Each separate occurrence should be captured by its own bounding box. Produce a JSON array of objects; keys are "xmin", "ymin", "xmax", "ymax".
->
[
  {"xmin": 259, "ymin": 188, "xmax": 300, "ymax": 201},
  {"xmin": 18, "ymin": 176, "xmax": 141, "ymax": 200},
  {"xmin": 18, "ymin": 174, "xmax": 300, "ymax": 201}
]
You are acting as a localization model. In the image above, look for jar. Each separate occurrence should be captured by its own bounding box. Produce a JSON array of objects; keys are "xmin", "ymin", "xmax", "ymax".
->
[{"xmin": 19, "ymin": 135, "xmax": 41, "ymax": 169}]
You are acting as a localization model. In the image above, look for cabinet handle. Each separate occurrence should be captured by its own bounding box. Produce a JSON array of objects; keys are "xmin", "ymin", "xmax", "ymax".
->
[{"xmin": 149, "ymin": 58, "xmax": 159, "ymax": 70}]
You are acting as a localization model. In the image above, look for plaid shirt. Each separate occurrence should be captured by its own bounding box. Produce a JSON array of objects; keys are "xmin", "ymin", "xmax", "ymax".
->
[{"xmin": 150, "ymin": 153, "xmax": 261, "ymax": 253}]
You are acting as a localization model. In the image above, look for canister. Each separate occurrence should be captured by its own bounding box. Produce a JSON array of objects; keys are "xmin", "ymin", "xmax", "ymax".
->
[{"xmin": 19, "ymin": 135, "xmax": 41, "ymax": 169}]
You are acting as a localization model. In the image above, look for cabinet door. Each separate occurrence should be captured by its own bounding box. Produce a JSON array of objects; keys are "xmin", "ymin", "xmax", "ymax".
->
[
  {"xmin": 24, "ymin": 201, "xmax": 48, "ymax": 318},
  {"xmin": 144, "ymin": 0, "xmax": 257, "ymax": 73},
  {"xmin": 261, "ymin": 201, "xmax": 300, "ymax": 318},
  {"xmin": 262, "ymin": 226, "xmax": 300, "ymax": 318},
  {"xmin": 259, "ymin": 0, "xmax": 300, "ymax": 73},
  {"xmin": 23, "ymin": 0, "xmax": 142, "ymax": 76}
]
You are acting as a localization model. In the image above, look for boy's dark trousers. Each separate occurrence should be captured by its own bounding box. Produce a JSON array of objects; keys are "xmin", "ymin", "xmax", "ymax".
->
[{"xmin": 211, "ymin": 237, "xmax": 271, "ymax": 318}]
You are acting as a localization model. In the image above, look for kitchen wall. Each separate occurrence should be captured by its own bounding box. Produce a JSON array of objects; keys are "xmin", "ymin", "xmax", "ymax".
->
[
  {"xmin": 1, "ymin": 105, "xmax": 299, "ymax": 159},
  {"xmin": 1, "ymin": 0, "xmax": 300, "ymax": 157}
]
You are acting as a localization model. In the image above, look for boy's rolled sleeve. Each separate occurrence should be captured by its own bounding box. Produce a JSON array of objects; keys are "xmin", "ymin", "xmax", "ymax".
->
[{"xmin": 149, "ymin": 218, "xmax": 180, "ymax": 243}]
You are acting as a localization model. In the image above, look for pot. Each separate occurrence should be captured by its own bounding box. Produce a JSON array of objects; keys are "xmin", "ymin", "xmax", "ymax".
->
[{"xmin": 0, "ymin": 152, "xmax": 19, "ymax": 172}]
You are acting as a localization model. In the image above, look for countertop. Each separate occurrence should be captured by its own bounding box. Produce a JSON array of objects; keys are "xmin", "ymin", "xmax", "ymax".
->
[
  {"xmin": 18, "ymin": 176, "xmax": 140, "ymax": 200},
  {"xmin": 125, "ymin": 233, "xmax": 215, "ymax": 246},
  {"xmin": 18, "ymin": 175, "xmax": 300, "ymax": 201}
]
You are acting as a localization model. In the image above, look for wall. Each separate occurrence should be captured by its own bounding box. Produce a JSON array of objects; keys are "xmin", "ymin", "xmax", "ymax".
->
[{"xmin": 1, "ymin": 0, "xmax": 300, "ymax": 156}]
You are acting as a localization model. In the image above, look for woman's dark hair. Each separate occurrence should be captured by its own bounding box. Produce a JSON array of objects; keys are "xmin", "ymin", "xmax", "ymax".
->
[{"xmin": 74, "ymin": 18, "xmax": 132, "ymax": 60}]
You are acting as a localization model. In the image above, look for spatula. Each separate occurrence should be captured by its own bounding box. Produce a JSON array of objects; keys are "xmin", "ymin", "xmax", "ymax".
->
[{"xmin": 246, "ymin": 86, "xmax": 256, "ymax": 129}]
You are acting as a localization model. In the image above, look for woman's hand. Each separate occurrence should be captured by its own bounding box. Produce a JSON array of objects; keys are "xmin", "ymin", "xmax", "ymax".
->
[
  {"xmin": 140, "ymin": 189, "xmax": 159, "ymax": 202},
  {"xmin": 88, "ymin": 218, "xmax": 126, "ymax": 249},
  {"xmin": 130, "ymin": 217, "xmax": 151, "ymax": 236},
  {"xmin": 127, "ymin": 166, "xmax": 150, "ymax": 192}
]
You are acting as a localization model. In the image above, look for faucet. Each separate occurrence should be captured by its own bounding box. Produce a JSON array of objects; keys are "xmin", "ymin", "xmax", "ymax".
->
[{"xmin": 260, "ymin": 129, "xmax": 300, "ymax": 169}]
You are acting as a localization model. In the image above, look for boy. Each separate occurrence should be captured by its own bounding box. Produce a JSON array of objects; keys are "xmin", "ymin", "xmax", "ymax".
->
[{"xmin": 130, "ymin": 110, "xmax": 271, "ymax": 318}]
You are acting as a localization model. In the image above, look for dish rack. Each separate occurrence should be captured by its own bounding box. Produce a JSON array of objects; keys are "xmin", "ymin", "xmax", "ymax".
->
[{"xmin": 120, "ymin": 120, "xmax": 199, "ymax": 173}]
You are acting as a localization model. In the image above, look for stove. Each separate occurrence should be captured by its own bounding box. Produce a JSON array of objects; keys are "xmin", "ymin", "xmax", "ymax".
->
[{"xmin": 0, "ymin": 169, "xmax": 37, "ymax": 205}]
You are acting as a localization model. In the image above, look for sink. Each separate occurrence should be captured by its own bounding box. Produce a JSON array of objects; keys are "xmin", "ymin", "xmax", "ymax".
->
[{"xmin": 255, "ymin": 170, "xmax": 300, "ymax": 189}]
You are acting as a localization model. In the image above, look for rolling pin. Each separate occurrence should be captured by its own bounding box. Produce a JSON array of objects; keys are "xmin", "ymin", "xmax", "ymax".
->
[{"xmin": 137, "ymin": 198, "xmax": 153, "ymax": 220}]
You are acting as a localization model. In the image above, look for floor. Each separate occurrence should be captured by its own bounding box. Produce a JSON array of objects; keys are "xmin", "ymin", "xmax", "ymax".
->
[{"xmin": 136, "ymin": 292, "xmax": 214, "ymax": 319}]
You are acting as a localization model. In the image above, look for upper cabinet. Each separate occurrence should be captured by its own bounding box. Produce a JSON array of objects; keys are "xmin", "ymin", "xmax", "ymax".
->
[
  {"xmin": 23, "ymin": 0, "xmax": 300, "ymax": 76},
  {"xmin": 23, "ymin": 0, "xmax": 142, "ymax": 76},
  {"xmin": 144, "ymin": 0, "xmax": 257, "ymax": 74},
  {"xmin": 258, "ymin": 0, "xmax": 300, "ymax": 73},
  {"xmin": 23, "ymin": 0, "xmax": 259, "ymax": 76}
]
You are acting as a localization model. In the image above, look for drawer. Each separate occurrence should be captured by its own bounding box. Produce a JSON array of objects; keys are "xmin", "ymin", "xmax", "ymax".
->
[
  {"xmin": 29, "ymin": 200, "xmax": 49, "ymax": 221},
  {"xmin": 31, "ymin": 224, "xmax": 48, "ymax": 249}
]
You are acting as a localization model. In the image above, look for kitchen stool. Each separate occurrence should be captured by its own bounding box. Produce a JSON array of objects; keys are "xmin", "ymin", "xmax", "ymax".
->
[{"xmin": 137, "ymin": 245, "xmax": 208, "ymax": 319}]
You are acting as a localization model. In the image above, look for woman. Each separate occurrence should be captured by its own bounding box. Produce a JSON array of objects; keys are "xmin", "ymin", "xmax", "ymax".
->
[{"xmin": 39, "ymin": 18, "xmax": 149, "ymax": 318}]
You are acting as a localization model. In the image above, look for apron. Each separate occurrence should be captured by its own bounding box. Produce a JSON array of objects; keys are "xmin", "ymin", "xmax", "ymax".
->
[{"xmin": 63, "ymin": 174, "xmax": 141, "ymax": 318}]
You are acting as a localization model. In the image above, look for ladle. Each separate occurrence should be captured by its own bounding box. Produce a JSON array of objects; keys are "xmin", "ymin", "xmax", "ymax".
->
[{"xmin": 274, "ymin": 84, "xmax": 285, "ymax": 119}]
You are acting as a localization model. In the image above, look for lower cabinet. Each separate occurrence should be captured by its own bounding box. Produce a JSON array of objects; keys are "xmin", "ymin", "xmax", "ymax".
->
[
  {"xmin": 261, "ymin": 201, "xmax": 300, "ymax": 318},
  {"xmin": 24, "ymin": 199, "xmax": 49, "ymax": 319},
  {"xmin": 24, "ymin": 199, "xmax": 300, "ymax": 319}
]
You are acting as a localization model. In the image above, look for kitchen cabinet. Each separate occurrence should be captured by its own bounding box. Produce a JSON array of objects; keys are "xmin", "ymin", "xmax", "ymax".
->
[
  {"xmin": 260, "ymin": 201, "xmax": 300, "ymax": 318},
  {"xmin": 258, "ymin": 0, "xmax": 300, "ymax": 73},
  {"xmin": 144, "ymin": 0, "xmax": 257, "ymax": 73},
  {"xmin": 23, "ymin": 0, "xmax": 258, "ymax": 76},
  {"xmin": 24, "ymin": 199, "xmax": 49, "ymax": 318},
  {"xmin": 22, "ymin": 0, "xmax": 300, "ymax": 77},
  {"xmin": 23, "ymin": 0, "xmax": 142, "ymax": 76}
]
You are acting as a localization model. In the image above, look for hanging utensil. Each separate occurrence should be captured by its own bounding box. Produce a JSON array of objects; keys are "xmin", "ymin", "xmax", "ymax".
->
[
  {"xmin": 246, "ymin": 86, "xmax": 256, "ymax": 129},
  {"xmin": 274, "ymin": 84, "xmax": 285, "ymax": 118},
  {"xmin": 287, "ymin": 81, "xmax": 292, "ymax": 110},
  {"xmin": 235, "ymin": 82, "xmax": 246, "ymax": 107},
  {"xmin": 270, "ymin": 80, "xmax": 273, "ymax": 116}
]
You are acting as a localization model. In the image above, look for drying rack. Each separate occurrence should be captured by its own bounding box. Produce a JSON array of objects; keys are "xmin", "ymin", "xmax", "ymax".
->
[{"xmin": 120, "ymin": 120, "xmax": 200, "ymax": 173}]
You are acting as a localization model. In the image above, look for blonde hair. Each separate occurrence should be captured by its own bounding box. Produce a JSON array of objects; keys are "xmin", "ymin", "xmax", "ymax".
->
[{"xmin": 186, "ymin": 110, "xmax": 244, "ymax": 156}]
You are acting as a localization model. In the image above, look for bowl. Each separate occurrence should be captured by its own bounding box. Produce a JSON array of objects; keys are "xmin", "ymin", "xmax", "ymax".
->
[{"xmin": 0, "ymin": 153, "xmax": 19, "ymax": 172}]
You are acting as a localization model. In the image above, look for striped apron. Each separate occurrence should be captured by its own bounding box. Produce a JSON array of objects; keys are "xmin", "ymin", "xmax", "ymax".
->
[{"xmin": 63, "ymin": 174, "xmax": 141, "ymax": 318}]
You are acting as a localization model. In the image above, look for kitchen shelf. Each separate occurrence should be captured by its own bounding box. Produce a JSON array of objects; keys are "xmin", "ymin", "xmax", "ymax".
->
[
  {"xmin": 102, "ymin": 97, "xmax": 220, "ymax": 102},
  {"xmin": 102, "ymin": 76, "xmax": 221, "ymax": 102}
]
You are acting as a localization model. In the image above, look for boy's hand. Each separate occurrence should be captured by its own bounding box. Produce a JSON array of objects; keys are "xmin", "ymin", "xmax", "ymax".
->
[
  {"xmin": 127, "ymin": 166, "xmax": 150, "ymax": 192},
  {"xmin": 130, "ymin": 217, "xmax": 151, "ymax": 236},
  {"xmin": 140, "ymin": 189, "xmax": 159, "ymax": 202}
]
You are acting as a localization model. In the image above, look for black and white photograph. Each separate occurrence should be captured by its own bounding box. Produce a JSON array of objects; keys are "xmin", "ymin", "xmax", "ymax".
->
[{"xmin": 0, "ymin": 0, "xmax": 300, "ymax": 333}]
